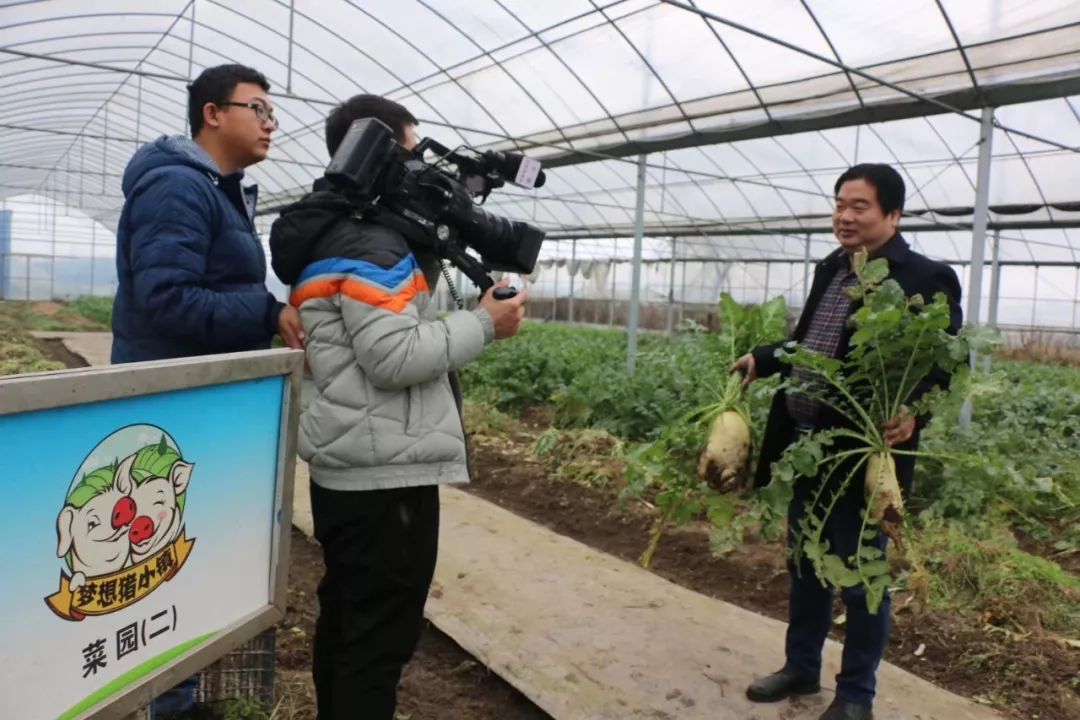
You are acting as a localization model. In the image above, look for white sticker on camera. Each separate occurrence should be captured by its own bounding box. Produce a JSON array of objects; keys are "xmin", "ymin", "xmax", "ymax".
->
[{"xmin": 514, "ymin": 156, "xmax": 542, "ymax": 189}]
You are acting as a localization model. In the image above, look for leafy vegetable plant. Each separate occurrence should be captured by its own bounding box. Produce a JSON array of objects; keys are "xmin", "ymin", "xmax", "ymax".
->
[{"xmin": 624, "ymin": 294, "xmax": 788, "ymax": 567}]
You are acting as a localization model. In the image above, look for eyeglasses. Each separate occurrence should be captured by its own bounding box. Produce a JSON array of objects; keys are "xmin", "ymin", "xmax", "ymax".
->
[{"xmin": 219, "ymin": 101, "xmax": 279, "ymax": 129}]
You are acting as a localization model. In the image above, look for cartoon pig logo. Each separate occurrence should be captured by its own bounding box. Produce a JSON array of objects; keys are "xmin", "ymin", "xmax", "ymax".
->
[
  {"xmin": 119, "ymin": 440, "xmax": 194, "ymax": 566},
  {"xmin": 55, "ymin": 461, "xmax": 135, "ymax": 591},
  {"xmin": 46, "ymin": 425, "xmax": 196, "ymax": 621}
]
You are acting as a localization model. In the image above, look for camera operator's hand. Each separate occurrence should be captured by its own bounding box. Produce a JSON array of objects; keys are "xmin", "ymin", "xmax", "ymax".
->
[
  {"xmin": 277, "ymin": 304, "xmax": 306, "ymax": 350},
  {"xmin": 479, "ymin": 279, "xmax": 527, "ymax": 340}
]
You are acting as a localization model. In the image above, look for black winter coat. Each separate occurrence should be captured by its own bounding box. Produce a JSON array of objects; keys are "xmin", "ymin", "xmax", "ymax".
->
[{"xmin": 750, "ymin": 235, "xmax": 963, "ymax": 494}]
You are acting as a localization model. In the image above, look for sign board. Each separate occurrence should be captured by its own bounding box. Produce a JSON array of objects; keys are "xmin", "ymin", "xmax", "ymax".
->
[{"xmin": 0, "ymin": 350, "xmax": 303, "ymax": 719}]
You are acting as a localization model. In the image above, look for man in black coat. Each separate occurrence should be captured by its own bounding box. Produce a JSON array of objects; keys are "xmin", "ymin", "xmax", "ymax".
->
[{"xmin": 729, "ymin": 163, "xmax": 962, "ymax": 720}]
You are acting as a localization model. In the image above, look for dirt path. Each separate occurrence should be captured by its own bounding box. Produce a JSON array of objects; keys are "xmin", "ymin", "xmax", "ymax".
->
[
  {"xmin": 32, "ymin": 331, "xmax": 111, "ymax": 366},
  {"xmin": 36, "ymin": 336, "xmax": 91, "ymax": 368}
]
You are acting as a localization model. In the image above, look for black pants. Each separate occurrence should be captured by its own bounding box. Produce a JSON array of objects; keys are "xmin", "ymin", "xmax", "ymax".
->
[
  {"xmin": 783, "ymin": 428, "xmax": 891, "ymax": 706},
  {"xmin": 311, "ymin": 483, "xmax": 440, "ymax": 720}
]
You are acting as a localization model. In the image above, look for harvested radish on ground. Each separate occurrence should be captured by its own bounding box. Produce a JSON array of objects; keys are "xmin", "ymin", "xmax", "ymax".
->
[{"xmin": 697, "ymin": 410, "xmax": 751, "ymax": 492}]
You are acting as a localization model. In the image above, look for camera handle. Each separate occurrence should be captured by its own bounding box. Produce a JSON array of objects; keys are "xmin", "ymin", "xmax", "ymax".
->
[
  {"xmin": 439, "ymin": 241, "xmax": 520, "ymax": 301},
  {"xmin": 436, "ymin": 262, "xmax": 517, "ymax": 305}
]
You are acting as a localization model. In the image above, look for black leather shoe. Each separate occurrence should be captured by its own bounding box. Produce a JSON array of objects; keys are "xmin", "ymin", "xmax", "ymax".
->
[
  {"xmin": 819, "ymin": 698, "xmax": 874, "ymax": 720},
  {"xmin": 745, "ymin": 668, "xmax": 821, "ymax": 702}
]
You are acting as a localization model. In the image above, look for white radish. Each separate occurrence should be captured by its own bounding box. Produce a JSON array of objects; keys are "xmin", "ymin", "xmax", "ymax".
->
[
  {"xmin": 865, "ymin": 451, "xmax": 904, "ymax": 547},
  {"xmin": 697, "ymin": 410, "xmax": 751, "ymax": 492}
]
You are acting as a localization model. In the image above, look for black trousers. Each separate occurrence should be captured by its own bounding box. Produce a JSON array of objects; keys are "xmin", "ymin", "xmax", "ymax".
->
[
  {"xmin": 311, "ymin": 483, "xmax": 440, "ymax": 720},
  {"xmin": 783, "ymin": 427, "xmax": 891, "ymax": 706}
]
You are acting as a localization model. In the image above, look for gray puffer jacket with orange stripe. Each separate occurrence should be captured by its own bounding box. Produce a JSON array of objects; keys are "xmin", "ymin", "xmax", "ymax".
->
[{"xmin": 269, "ymin": 185, "xmax": 494, "ymax": 491}]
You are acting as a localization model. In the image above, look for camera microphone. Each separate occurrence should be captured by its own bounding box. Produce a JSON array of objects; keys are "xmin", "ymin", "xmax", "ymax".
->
[{"xmin": 481, "ymin": 150, "xmax": 546, "ymax": 189}]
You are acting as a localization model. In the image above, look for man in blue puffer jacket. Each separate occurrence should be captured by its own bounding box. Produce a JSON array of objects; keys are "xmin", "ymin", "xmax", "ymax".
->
[
  {"xmin": 110, "ymin": 63, "xmax": 304, "ymax": 719},
  {"xmin": 111, "ymin": 63, "xmax": 304, "ymax": 363}
]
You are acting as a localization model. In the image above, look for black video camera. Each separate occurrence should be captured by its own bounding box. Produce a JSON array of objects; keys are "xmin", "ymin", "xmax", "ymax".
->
[{"xmin": 324, "ymin": 117, "xmax": 546, "ymax": 297}]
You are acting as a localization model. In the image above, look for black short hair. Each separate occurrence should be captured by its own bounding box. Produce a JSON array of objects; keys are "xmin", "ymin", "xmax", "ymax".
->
[
  {"xmin": 325, "ymin": 94, "xmax": 419, "ymax": 156},
  {"xmin": 834, "ymin": 163, "xmax": 906, "ymax": 215},
  {"xmin": 187, "ymin": 64, "xmax": 271, "ymax": 138}
]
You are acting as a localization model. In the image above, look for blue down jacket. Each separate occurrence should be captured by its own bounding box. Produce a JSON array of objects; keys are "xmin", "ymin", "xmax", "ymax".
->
[{"xmin": 111, "ymin": 135, "xmax": 283, "ymax": 363}]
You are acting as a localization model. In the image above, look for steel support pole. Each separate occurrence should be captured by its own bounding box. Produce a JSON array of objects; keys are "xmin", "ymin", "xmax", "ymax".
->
[
  {"xmin": 286, "ymin": 0, "xmax": 296, "ymax": 93},
  {"xmin": 627, "ymin": 154, "xmax": 647, "ymax": 373},
  {"xmin": 552, "ymin": 242, "xmax": 559, "ymax": 321},
  {"xmin": 987, "ymin": 230, "xmax": 1002, "ymax": 327},
  {"xmin": 568, "ymin": 239, "xmax": 576, "ymax": 324},
  {"xmin": 64, "ymin": 143, "xmax": 71, "ymax": 209},
  {"xmin": 1073, "ymin": 266, "xmax": 1080, "ymax": 332},
  {"xmin": 983, "ymin": 230, "xmax": 1002, "ymax": 372},
  {"xmin": 967, "ymin": 107, "xmax": 995, "ymax": 333},
  {"xmin": 49, "ymin": 198, "xmax": 56, "ymax": 299},
  {"xmin": 679, "ymin": 259, "xmax": 688, "ymax": 325},
  {"xmin": 184, "ymin": 1, "xmax": 196, "ymax": 135},
  {"xmin": 666, "ymin": 236, "xmax": 677, "ymax": 333},
  {"xmin": 135, "ymin": 73, "xmax": 142, "ymax": 146},
  {"xmin": 1031, "ymin": 265, "xmax": 1040, "ymax": 327},
  {"xmin": 961, "ymin": 106, "xmax": 995, "ymax": 425},
  {"xmin": 102, "ymin": 105, "xmax": 109, "ymax": 194},
  {"xmin": 803, "ymin": 234, "xmax": 812, "ymax": 303},
  {"xmin": 91, "ymin": 222, "xmax": 96, "ymax": 296},
  {"xmin": 609, "ymin": 241, "xmax": 616, "ymax": 326}
]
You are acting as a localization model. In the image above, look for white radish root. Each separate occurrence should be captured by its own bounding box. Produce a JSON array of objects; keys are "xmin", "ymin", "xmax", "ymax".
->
[
  {"xmin": 866, "ymin": 451, "xmax": 905, "ymax": 548},
  {"xmin": 697, "ymin": 410, "xmax": 751, "ymax": 492}
]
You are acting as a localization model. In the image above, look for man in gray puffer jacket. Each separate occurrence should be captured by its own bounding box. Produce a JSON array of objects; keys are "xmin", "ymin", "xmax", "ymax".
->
[{"xmin": 269, "ymin": 95, "xmax": 527, "ymax": 720}]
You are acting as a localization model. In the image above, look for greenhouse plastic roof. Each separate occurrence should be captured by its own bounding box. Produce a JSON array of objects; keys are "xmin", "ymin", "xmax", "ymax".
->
[{"xmin": 3, "ymin": 0, "xmax": 1080, "ymax": 264}]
